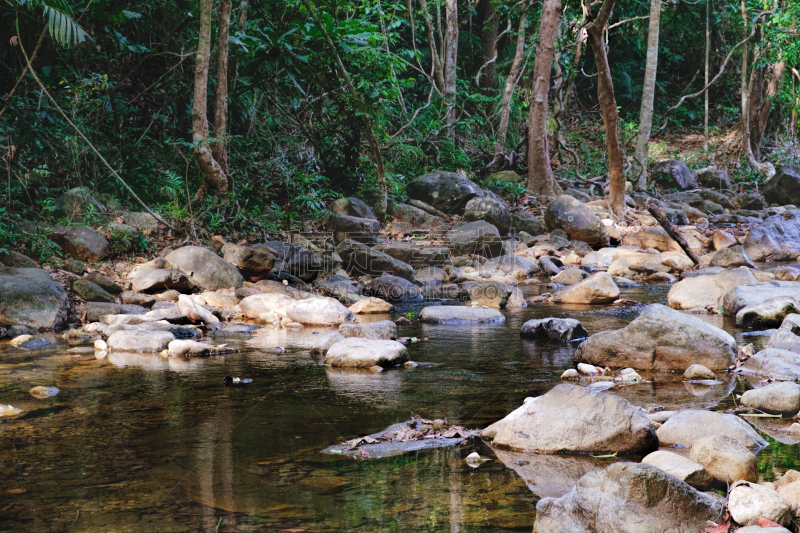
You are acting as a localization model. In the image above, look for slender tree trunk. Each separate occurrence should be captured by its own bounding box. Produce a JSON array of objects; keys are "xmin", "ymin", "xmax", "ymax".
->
[
  {"xmin": 587, "ymin": 0, "xmax": 626, "ymax": 216},
  {"xmin": 192, "ymin": 0, "xmax": 228, "ymax": 204},
  {"xmin": 419, "ymin": 0, "xmax": 444, "ymax": 92},
  {"xmin": 443, "ymin": 0, "xmax": 459, "ymax": 131},
  {"xmin": 231, "ymin": 0, "xmax": 249, "ymax": 92},
  {"xmin": 477, "ymin": 0, "xmax": 499, "ymax": 90},
  {"xmin": 704, "ymin": 0, "xmax": 710, "ymax": 152},
  {"xmin": 494, "ymin": 2, "xmax": 528, "ymax": 155},
  {"xmin": 527, "ymin": 0, "xmax": 562, "ymax": 197},
  {"xmin": 213, "ymin": 0, "xmax": 231, "ymax": 187},
  {"xmin": 633, "ymin": 0, "xmax": 661, "ymax": 191},
  {"xmin": 751, "ymin": 61, "xmax": 785, "ymax": 153},
  {"xmin": 565, "ymin": 0, "xmax": 589, "ymax": 107},
  {"xmin": 302, "ymin": 0, "xmax": 387, "ymax": 218}
]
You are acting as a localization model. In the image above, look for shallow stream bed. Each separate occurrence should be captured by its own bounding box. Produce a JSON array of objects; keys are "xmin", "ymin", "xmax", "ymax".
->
[{"xmin": 0, "ymin": 285, "xmax": 797, "ymax": 532}]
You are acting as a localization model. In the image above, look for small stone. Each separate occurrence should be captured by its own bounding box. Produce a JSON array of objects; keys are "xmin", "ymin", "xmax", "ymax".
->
[
  {"xmin": 561, "ymin": 369, "xmax": 579, "ymax": 379},
  {"xmin": 94, "ymin": 339, "xmax": 108, "ymax": 351},
  {"xmin": 684, "ymin": 364, "xmax": 715, "ymax": 380},
  {"xmin": 29, "ymin": 386, "xmax": 59, "ymax": 399},
  {"xmin": 577, "ymin": 363, "xmax": 599, "ymax": 375}
]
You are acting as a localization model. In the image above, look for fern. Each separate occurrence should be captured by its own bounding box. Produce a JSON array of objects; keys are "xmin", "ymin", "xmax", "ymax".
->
[{"xmin": 14, "ymin": 0, "xmax": 89, "ymax": 46}]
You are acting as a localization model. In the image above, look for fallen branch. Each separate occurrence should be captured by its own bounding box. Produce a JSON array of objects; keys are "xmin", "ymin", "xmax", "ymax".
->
[{"xmin": 645, "ymin": 198, "xmax": 703, "ymax": 264}]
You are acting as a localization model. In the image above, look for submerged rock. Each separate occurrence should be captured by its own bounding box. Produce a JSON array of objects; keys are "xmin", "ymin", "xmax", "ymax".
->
[
  {"xmin": 483, "ymin": 384, "xmax": 657, "ymax": 454},
  {"xmin": 575, "ymin": 304, "xmax": 736, "ymax": 370},
  {"xmin": 323, "ymin": 338, "xmax": 409, "ymax": 368},
  {"xmin": 533, "ymin": 462, "xmax": 721, "ymax": 533}
]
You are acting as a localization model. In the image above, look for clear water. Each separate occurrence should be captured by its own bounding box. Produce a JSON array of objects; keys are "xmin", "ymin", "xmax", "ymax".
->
[{"xmin": 0, "ymin": 285, "xmax": 793, "ymax": 532}]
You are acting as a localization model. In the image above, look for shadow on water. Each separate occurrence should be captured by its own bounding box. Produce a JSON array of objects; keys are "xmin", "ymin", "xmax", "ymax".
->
[{"xmin": 0, "ymin": 285, "xmax": 793, "ymax": 531}]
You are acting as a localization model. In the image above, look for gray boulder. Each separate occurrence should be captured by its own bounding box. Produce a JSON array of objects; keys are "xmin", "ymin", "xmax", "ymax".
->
[
  {"xmin": 656, "ymin": 409, "xmax": 767, "ymax": 450},
  {"xmin": 72, "ymin": 279, "xmax": 115, "ymax": 303},
  {"xmin": 326, "ymin": 213, "xmax": 381, "ymax": 244},
  {"xmin": 483, "ymin": 254, "xmax": 540, "ymax": 279},
  {"xmin": 336, "ymin": 240, "xmax": 414, "ymax": 280},
  {"xmin": 48, "ymin": 225, "xmax": 110, "ymax": 262},
  {"xmin": 419, "ymin": 306, "xmax": 505, "ymax": 324},
  {"xmin": 533, "ymin": 462, "xmax": 722, "ymax": 533},
  {"xmin": 330, "ymin": 197, "xmax": 377, "ymax": 220},
  {"xmin": 763, "ymin": 164, "xmax": 800, "ymax": 206},
  {"xmin": 406, "ymin": 171, "xmax": 484, "ymax": 215},
  {"xmin": 446, "ymin": 221, "xmax": 503, "ymax": 257},
  {"xmin": 696, "ymin": 167, "xmax": 732, "ymax": 190},
  {"xmin": 544, "ymin": 195, "xmax": 609, "ymax": 247},
  {"xmin": 165, "ymin": 246, "xmax": 243, "ymax": 290},
  {"xmin": 736, "ymin": 296, "xmax": 800, "ymax": 328},
  {"xmin": 723, "ymin": 281, "xmax": 800, "ymax": 316},
  {"xmin": 710, "ymin": 245, "xmax": 755, "ymax": 268},
  {"xmin": 106, "ymin": 330, "xmax": 175, "ymax": 352},
  {"xmin": 744, "ymin": 210, "xmax": 800, "ymax": 261},
  {"xmin": 372, "ymin": 243, "xmax": 449, "ymax": 267},
  {"xmin": 766, "ymin": 328, "xmax": 800, "ymax": 353},
  {"xmin": 652, "ymin": 160, "xmax": 698, "ymax": 190},
  {"xmin": 729, "ymin": 482, "xmax": 792, "ymax": 528},
  {"xmin": 363, "ymin": 275, "xmax": 423, "ymax": 303},
  {"xmin": 461, "ymin": 280, "xmax": 523, "ymax": 308},
  {"xmin": 520, "ymin": 318, "xmax": 587, "ymax": 342},
  {"xmin": 669, "ymin": 267, "xmax": 757, "ymax": 310},
  {"xmin": 689, "ymin": 434, "xmax": 758, "ymax": 483},
  {"xmin": 641, "ymin": 450, "xmax": 712, "ymax": 489},
  {"xmin": 85, "ymin": 271, "xmax": 122, "ymax": 294},
  {"xmin": 551, "ymin": 272, "xmax": 619, "ymax": 304},
  {"xmin": 338, "ymin": 320, "xmax": 397, "ymax": 340},
  {"xmin": 222, "ymin": 243, "xmax": 276, "ymax": 279},
  {"xmin": 0, "ymin": 267, "xmax": 69, "ymax": 330},
  {"xmin": 389, "ymin": 203, "xmax": 445, "ymax": 228},
  {"xmin": 741, "ymin": 382, "xmax": 800, "ymax": 417},
  {"xmin": 85, "ymin": 302, "xmax": 147, "ymax": 323},
  {"xmin": 575, "ymin": 303, "xmax": 736, "ymax": 370},
  {"xmin": 739, "ymin": 348, "xmax": 800, "ymax": 381},
  {"xmin": 463, "ymin": 195, "xmax": 511, "ymax": 233},
  {"xmin": 265, "ymin": 241, "xmax": 322, "ymax": 283},
  {"xmin": 129, "ymin": 269, "xmax": 193, "ymax": 293},
  {"xmin": 484, "ymin": 384, "xmax": 657, "ymax": 454},
  {"xmin": 323, "ymin": 338, "xmax": 409, "ymax": 368},
  {"xmin": 509, "ymin": 212, "xmax": 546, "ymax": 236},
  {"xmin": 286, "ymin": 297, "xmax": 354, "ymax": 326}
]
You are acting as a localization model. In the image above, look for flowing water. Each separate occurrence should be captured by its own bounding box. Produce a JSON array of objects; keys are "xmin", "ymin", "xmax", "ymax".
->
[{"xmin": 0, "ymin": 285, "xmax": 798, "ymax": 532}]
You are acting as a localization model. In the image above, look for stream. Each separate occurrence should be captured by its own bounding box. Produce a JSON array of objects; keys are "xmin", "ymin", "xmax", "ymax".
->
[{"xmin": 1, "ymin": 284, "xmax": 799, "ymax": 532}]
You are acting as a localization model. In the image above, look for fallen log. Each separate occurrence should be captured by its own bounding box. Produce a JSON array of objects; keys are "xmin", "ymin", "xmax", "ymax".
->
[{"xmin": 645, "ymin": 198, "xmax": 703, "ymax": 265}]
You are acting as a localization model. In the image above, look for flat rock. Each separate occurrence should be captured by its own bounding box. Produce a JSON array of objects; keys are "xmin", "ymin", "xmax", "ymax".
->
[
  {"xmin": 656, "ymin": 409, "xmax": 767, "ymax": 450},
  {"xmin": 533, "ymin": 462, "xmax": 721, "ymax": 533},
  {"xmin": 668, "ymin": 267, "xmax": 757, "ymax": 310},
  {"xmin": 106, "ymin": 330, "xmax": 175, "ymax": 352},
  {"xmin": 85, "ymin": 302, "xmax": 147, "ymax": 323},
  {"xmin": 323, "ymin": 338, "xmax": 409, "ymax": 368},
  {"xmin": 575, "ymin": 303, "xmax": 736, "ymax": 370},
  {"xmin": 419, "ymin": 306, "xmax": 505, "ymax": 324},
  {"xmin": 484, "ymin": 384, "xmax": 657, "ymax": 454},
  {"xmin": 641, "ymin": 450, "xmax": 711, "ymax": 489}
]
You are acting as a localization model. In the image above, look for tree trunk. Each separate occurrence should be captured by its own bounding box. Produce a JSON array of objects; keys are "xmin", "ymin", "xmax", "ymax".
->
[
  {"xmin": 751, "ymin": 61, "xmax": 785, "ymax": 153},
  {"xmin": 704, "ymin": 0, "xmax": 710, "ymax": 152},
  {"xmin": 231, "ymin": 0, "xmax": 249, "ymax": 92},
  {"xmin": 587, "ymin": 0, "xmax": 626, "ymax": 216},
  {"xmin": 192, "ymin": 0, "xmax": 228, "ymax": 204},
  {"xmin": 419, "ymin": 0, "xmax": 444, "ymax": 93},
  {"xmin": 213, "ymin": 0, "xmax": 231, "ymax": 187},
  {"xmin": 302, "ymin": 0, "xmax": 387, "ymax": 219},
  {"xmin": 527, "ymin": 0, "xmax": 562, "ymax": 197},
  {"xmin": 443, "ymin": 0, "xmax": 459, "ymax": 131},
  {"xmin": 564, "ymin": 0, "xmax": 590, "ymax": 107},
  {"xmin": 477, "ymin": 0, "xmax": 499, "ymax": 90},
  {"xmin": 494, "ymin": 2, "xmax": 528, "ymax": 156},
  {"xmin": 632, "ymin": 0, "xmax": 661, "ymax": 191}
]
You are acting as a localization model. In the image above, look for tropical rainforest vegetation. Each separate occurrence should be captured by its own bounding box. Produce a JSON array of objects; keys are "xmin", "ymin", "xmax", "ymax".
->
[{"xmin": 1, "ymin": 0, "xmax": 798, "ymax": 257}]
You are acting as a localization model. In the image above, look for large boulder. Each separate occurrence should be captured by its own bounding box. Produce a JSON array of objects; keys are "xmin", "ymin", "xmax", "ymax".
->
[
  {"xmin": 165, "ymin": 246, "xmax": 243, "ymax": 290},
  {"xmin": 129, "ymin": 269, "xmax": 193, "ymax": 293},
  {"xmin": 741, "ymin": 382, "xmax": 800, "ymax": 417},
  {"xmin": 389, "ymin": 203, "xmax": 445, "ymax": 228},
  {"xmin": 744, "ymin": 210, "xmax": 800, "ymax": 261},
  {"xmin": 0, "ymin": 250, "xmax": 38, "ymax": 268},
  {"xmin": 763, "ymin": 164, "xmax": 800, "ymax": 206},
  {"xmin": 656, "ymin": 409, "xmax": 767, "ymax": 450},
  {"xmin": 419, "ymin": 306, "xmax": 505, "ymax": 324},
  {"xmin": 551, "ymin": 272, "xmax": 619, "ymax": 304},
  {"xmin": 363, "ymin": 275, "xmax": 423, "ymax": 303},
  {"xmin": 766, "ymin": 328, "xmax": 800, "ymax": 353},
  {"xmin": 406, "ymin": 171, "xmax": 484, "ymax": 215},
  {"xmin": 509, "ymin": 212, "xmax": 546, "ymax": 236},
  {"xmin": 55, "ymin": 187, "xmax": 108, "ymax": 219},
  {"xmin": 372, "ymin": 243, "xmax": 449, "ymax": 267},
  {"xmin": 285, "ymin": 297, "xmax": 354, "ymax": 326},
  {"xmin": 689, "ymin": 434, "xmax": 758, "ymax": 483},
  {"xmin": 520, "ymin": 318, "xmax": 587, "ymax": 342},
  {"xmin": 0, "ymin": 267, "xmax": 69, "ymax": 330},
  {"xmin": 446, "ymin": 221, "xmax": 503, "ymax": 257},
  {"xmin": 339, "ymin": 320, "xmax": 397, "ymax": 340},
  {"xmin": 736, "ymin": 296, "xmax": 800, "ymax": 328},
  {"xmin": 723, "ymin": 281, "xmax": 800, "ymax": 316},
  {"xmin": 729, "ymin": 482, "xmax": 792, "ymax": 527},
  {"xmin": 652, "ymin": 159, "xmax": 698, "ymax": 190},
  {"xmin": 696, "ymin": 167, "xmax": 732, "ymax": 190},
  {"xmin": 72, "ymin": 279, "xmax": 115, "ymax": 303},
  {"xmin": 668, "ymin": 267, "xmax": 757, "ymax": 310},
  {"xmin": 323, "ymin": 338, "xmax": 408, "ymax": 368},
  {"xmin": 106, "ymin": 330, "xmax": 175, "ymax": 352},
  {"xmin": 533, "ymin": 462, "xmax": 722, "ymax": 533},
  {"xmin": 738, "ymin": 348, "xmax": 800, "ymax": 381},
  {"xmin": 575, "ymin": 304, "xmax": 736, "ymax": 370},
  {"xmin": 265, "ymin": 241, "xmax": 322, "ymax": 282},
  {"xmin": 544, "ymin": 195, "xmax": 609, "ymax": 247},
  {"xmin": 483, "ymin": 255, "xmax": 539, "ymax": 279},
  {"xmin": 641, "ymin": 450, "xmax": 712, "ymax": 490},
  {"xmin": 336, "ymin": 240, "xmax": 414, "ymax": 280},
  {"xmin": 463, "ymin": 195, "xmax": 511, "ymax": 233},
  {"xmin": 330, "ymin": 197, "xmax": 377, "ymax": 220},
  {"xmin": 221, "ymin": 243, "xmax": 276, "ymax": 279},
  {"xmin": 622, "ymin": 226, "xmax": 683, "ymax": 253},
  {"xmin": 325, "ymin": 213, "xmax": 381, "ymax": 244},
  {"xmin": 48, "ymin": 225, "xmax": 110, "ymax": 262},
  {"xmin": 484, "ymin": 384, "xmax": 657, "ymax": 454},
  {"xmin": 461, "ymin": 280, "xmax": 522, "ymax": 308},
  {"xmin": 710, "ymin": 245, "xmax": 755, "ymax": 268}
]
